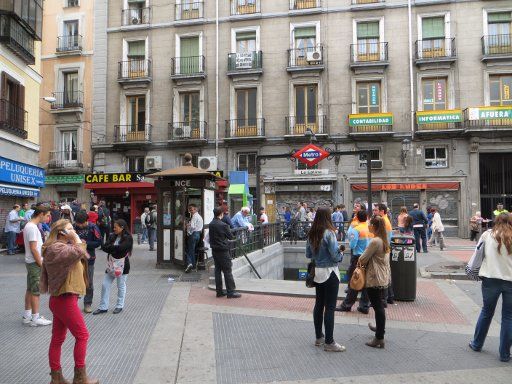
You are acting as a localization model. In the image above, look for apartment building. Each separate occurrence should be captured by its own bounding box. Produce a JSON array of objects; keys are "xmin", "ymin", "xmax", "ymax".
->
[
  {"xmin": 93, "ymin": 0, "xmax": 512, "ymax": 236},
  {"xmin": 39, "ymin": 0, "xmax": 93, "ymax": 203},
  {"xmin": 0, "ymin": 1, "xmax": 44, "ymax": 226}
]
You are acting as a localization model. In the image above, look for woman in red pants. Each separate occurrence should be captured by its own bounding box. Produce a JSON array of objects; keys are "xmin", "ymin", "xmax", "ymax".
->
[{"xmin": 40, "ymin": 219, "xmax": 99, "ymax": 384}]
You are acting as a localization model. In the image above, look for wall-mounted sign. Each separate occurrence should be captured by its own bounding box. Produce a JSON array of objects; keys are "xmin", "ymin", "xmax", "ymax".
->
[
  {"xmin": 292, "ymin": 144, "xmax": 330, "ymax": 167},
  {"xmin": 294, "ymin": 169, "xmax": 329, "ymax": 175},
  {"xmin": 370, "ymin": 84, "xmax": 379, "ymax": 106},
  {"xmin": 416, "ymin": 110, "xmax": 462, "ymax": 124},
  {"xmin": 468, "ymin": 107, "xmax": 512, "ymax": 121},
  {"xmin": 0, "ymin": 183, "xmax": 40, "ymax": 197},
  {"xmin": 349, "ymin": 113, "xmax": 393, "ymax": 126},
  {"xmin": 209, "ymin": 170, "xmax": 224, "ymax": 178},
  {"xmin": 45, "ymin": 174, "xmax": 85, "ymax": 185},
  {"xmin": 84, "ymin": 173, "xmax": 145, "ymax": 184},
  {"xmin": 351, "ymin": 182, "xmax": 460, "ymax": 191},
  {"xmin": 235, "ymin": 52, "xmax": 253, "ymax": 69},
  {"xmin": 0, "ymin": 156, "xmax": 45, "ymax": 188}
]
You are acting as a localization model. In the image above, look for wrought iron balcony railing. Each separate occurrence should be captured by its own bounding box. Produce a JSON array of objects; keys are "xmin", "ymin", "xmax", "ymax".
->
[
  {"xmin": 114, "ymin": 124, "xmax": 152, "ymax": 143},
  {"xmin": 0, "ymin": 98, "xmax": 27, "ymax": 139},
  {"xmin": 122, "ymin": 7, "xmax": 150, "ymax": 25},
  {"xmin": 118, "ymin": 59, "xmax": 152, "ymax": 80},
  {"xmin": 288, "ymin": 45, "xmax": 324, "ymax": 68},
  {"xmin": 350, "ymin": 42, "xmax": 388, "ymax": 63},
  {"xmin": 56, "ymin": 35, "xmax": 82, "ymax": 52},
  {"xmin": 0, "ymin": 14, "xmax": 35, "ymax": 64},
  {"xmin": 227, "ymin": 51, "xmax": 262, "ymax": 72},
  {"xmin": 482, "ymin": 34, "xmax": 512, "ymax": 56},
  {"xmin": 175, "ymin": 2, "xmax": 203, "ymax": 20},
  {"xmin": 415, "ymin": 38, "xmax": 456, "ymax": 60},
  {"xmin": 351, "ymin": 0, "xmax": 384, "ymax": 4},
  {"xmin": 289, "ymin": 0, "xmax": 321, "ymax": 10},
  {"xmin": 231, "ymin": 1, "xmax": 260, "ymax": 15},
  {"xmin": 285, "ymin": 115, "xmax": 327, "ymax": 135},
  {"xmin": 171, "ymin": 56, "xmax": 206, "ymax": 76},
  {"xmin": 169, "ymin": 121, "xmax": 207, "ymax": 140},
  {"xmin": 225, "ymin": 118, "xmax": 265, "ymax": 138},
  {"xmin": 48, "ymin": 151, "xmax": 83, "ymax": 169},
  {"xmin": 50, "ymin": 91, "xmax": 84, "ymax": 110}
]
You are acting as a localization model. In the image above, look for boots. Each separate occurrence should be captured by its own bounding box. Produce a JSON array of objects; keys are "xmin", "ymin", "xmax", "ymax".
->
[
  {"xmin": 365, "ymin": 337, "xmax": 385, "ymax": 349},
  {"xmin": 50, "ymin": 370, "xmax": 71, "ymax": 384},
  {"xmin": 72, "ymin": 367, "xmax": 99, "ymax": 384}
]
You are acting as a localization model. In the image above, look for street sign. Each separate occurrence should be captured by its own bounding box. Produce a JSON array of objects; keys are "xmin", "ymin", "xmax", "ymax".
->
[{"xmin": 292, "ymin": 144, "xmax": 330, "ymax": 167}]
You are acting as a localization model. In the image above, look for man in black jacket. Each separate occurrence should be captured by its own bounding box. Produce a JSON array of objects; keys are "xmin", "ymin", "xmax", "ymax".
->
[
  {"xmin": 209, "ymin": 207, "xmax": 241, "ymax": 298},
  {"xmin": 409, "ymin": 203, "xmax": 429, "ymax": 253}
]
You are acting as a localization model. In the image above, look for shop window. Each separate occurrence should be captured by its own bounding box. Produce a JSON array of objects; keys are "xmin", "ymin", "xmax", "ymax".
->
[
  {"xmin": 127, "ymin": 156, "xmax": 145, "ymax": 172},
  {"xmin": 357, "ymin": 82, "xmax": 381, "ymax": 113},
  {"xmin": 421, "ymin": 78, "xmax": 447, "ymax": 111},
  {"xmin": 180, "ymin": 153, "xmax": 199, "ymax": 167},
  {"xmin": 490, "ymin": 75, "xmax": 512, "ymax": 106},
  {"xmin": 237, "ymin": 152, "xmax": 257, "ymax": 174},
  {"xmin": 425, "ymin": 147, "xmax": 447, "ymax": 168},
  {"xmin": 358, "ymin": 149, "xmax": 381, "ymax": 169}
]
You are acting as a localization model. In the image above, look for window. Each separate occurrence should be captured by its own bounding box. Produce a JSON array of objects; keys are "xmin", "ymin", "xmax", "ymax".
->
[
  {"xmin": 295, "ymin": 84, "xmax": 317, "ymax": 129},
  {"xmin": 61, "ymin": 131, "xmax": 78, "ymax": 162},
  {"xmin": 127, "ymin": 95, "xmax": 146, "ymax": 137},
  {"xmin": 490, "ymin": 75, "xmax": 512, "ymax": 106},
  {"xmin": 358, "ymin": 149, "xmax": 381, "ymax": 169},
  {"xmin": 180, "ymin": 92, "xmax": 200, "ymax": 123},
  {"xmin": 127, "ymin": 156, "xmax": 145, "ymax": 172},
  {"xmin": 487, "ymin": 12, "xmax": 512, "ymax": 52},
  {"xmin": 421, "ymin": 78, "xmax": 447, "ymax": 111},
  {"xmin": 357, "ymin": 82, "xmax": 381, "ymax": 113},
  {"xmin": 181, "ymin": 153, "xmax": 199, "ymax": 167},
  {"xmin": 63, "ymin": 71, "xmax": 79, "ymax": 106},
  {"xmin": 66, "ymin": 0, "xmax": 79, "ymax": 7},
  {"xmin": 421, "ymin": 17, "xmax": 445, "ymax": 55},
  {"xmin": 293, "ymin": 26, "xmax": 316, "ymax": 65},
  {"xmin": 236, "ymin": 31, "xmax": 256, "ymax": 53},
  {"xmin": 63, "ymin": 20, "xmax": 79, "ymax": 49},
  {"xmin": 127, "ymin": 0, "xmax": 145, "ymax": 23},
  {"xmin": 0, "ymin": 72, "xmax": 25, "ymax": 135},
  {"xmin": 127, "ymin": 40, "xmax": 146, "ymax": 77},
  {"xmin": 237, "ymin": 152, "xmax": 257, "ymax": 174},
  {"xmin": 236, "ymin": 88, "xmax": 256, "ymax": 122},
  {"xmin": 357, "ymin": 21, "xmax": 380, "ymax": 61},
  {"xmin": 232, "ymin": 0, "xmax": 257, "ymax": 15},
  {"xmin": 180, "ymin": 36, "xmax": 200, "ymax": 73},
  {"xmin": 425, "ymin": 147, "xmax": 447, "ymax": 168}
]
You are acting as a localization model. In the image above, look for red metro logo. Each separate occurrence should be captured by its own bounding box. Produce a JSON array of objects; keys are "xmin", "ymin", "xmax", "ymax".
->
[{"xmin": 292, "ymin": 144, "xmax": 330, "ymax": 167}]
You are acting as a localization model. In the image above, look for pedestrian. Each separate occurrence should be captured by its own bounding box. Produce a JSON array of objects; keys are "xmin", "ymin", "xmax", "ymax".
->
[
  {"xmin": 284, "ymin": 206, "xmax": 292, "ymax": 226},
  {"xmin": 470, "ymin": 211, "xmax": 483, "ymax": 241},
  {"xmin": 403, "ymin": 215, "xmax": 414, "ymax": 235},
  {"xmin": 409, "ymin": 203, "xmax": 428, "ymax": 253},
  {"xmin": 74, "ymin": 211, "xmax": 102, "ymax": 313},
  {"xmin": 87, "ymin": 205, "xmax": 99, "ymax": 225},
  {"xmin": 40, "ymin": 219, "xmax": 99, "ymax": 384},
  {"xmin": 93, "ymin": 219, "xmax": 133, "ymax": 315},
  {"xmin": 60, "ymin": 204, "xmax": 75, "ymax": 224},
  {"xmin": 306, "ymin": 207, "xmax": 345, "ymax": 352},
  {"xmin": 97, "ymin": 201, "xmax": 111, "ymax": 243},
  {"xmin": 209, "ymin": 206, "xmax": 241, "ymax": 299},
  {"xmin": 350, "ymin": 202, "xmax": 366, "ymax": 228},
  {"xmin": 258, "ymin": 207, "xmax": 269, "ymax": 224},
  {"xmin": 426, "ymin": 207, "xmax": 434, "ymax": 243},
  {"xmin": 221, "ymin": 202, "xmax": 234, "ymax": 228},
  {"xmin": 140, "ymin": 207, "xmax": 149, "ymax": 244},
  {"xmin": 332, "ymin": 205, "xmax": 344, "ymax": 241},
  {"xmin": 50, "ymin": 202, "xmax": 60, "ymax": 224},
  {"xmin": 493, "ymin": 202, "xmax": 508, "ymax": 219},
  {"xmin": 146, "ymin": 205, "xmax": 157, "ymax": 251},
  {"xmin": 19, "ymin": 202, "xmax": 29, "ymax": 218},
  {"xmin": 427, "ymin": 208, "xmax": 446, "ymax": 250},
  {"xmin": 4, "ymin": 204, "xmax": 23, "ymax": 255},
  {"xmin": 295, "ymin": 201, "xmax": 307, "ymax": 222},
  {"xmin": 232, "ymin": 206, "xmax": 252, "ymax": 229},
  {"xmin": 469, "ymin": 213, "xmax": 512, "ymax": 362},
  {"xmin": 339, "ymin": 204, "xmax": 348, "ymax": 241},
  {"xmin": 22, "ymin": 205, "xmax": 53, "ymax": 326},
  {"xmin": 185, "ymin": 204, "xmax": 203, "ymax": 273},
  {"xmin": 24, "ymin": 204, "xmax": 36, "ymax": 221},
  {"xmin": 397, "ymin": 206, "xmax": 409, "ymax": 233},
  {"xmin": 359, "ymin": 215, "xmax": 391, "ymax": 349},
  {"xmin": 374, "ymin": 203, "xmax": 394, "ymax": 305},
  {"xmin": 335, "ymin": 210, "xmax": 371, "ymax": 314}
]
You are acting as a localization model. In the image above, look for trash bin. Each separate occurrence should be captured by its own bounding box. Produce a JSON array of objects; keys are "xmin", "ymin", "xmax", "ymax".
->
[{"xmin": 390, "ymin": 235, "xmax": 416, "ymax": 301}]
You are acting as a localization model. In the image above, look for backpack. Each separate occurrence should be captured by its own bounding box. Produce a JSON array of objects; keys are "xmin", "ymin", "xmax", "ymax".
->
[
  {"xmin": 99, "ymin": 207, "xmax": 110, "ymax": 227},
  {"xmin": 145, "ymin": 211, "xmax": 155, "ymax": 227}
]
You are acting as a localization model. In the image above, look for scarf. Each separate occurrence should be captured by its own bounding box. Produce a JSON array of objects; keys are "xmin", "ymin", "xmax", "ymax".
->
[{"xmin": 40, "ymin": 241, "xmax": 89, "ymax": 295}]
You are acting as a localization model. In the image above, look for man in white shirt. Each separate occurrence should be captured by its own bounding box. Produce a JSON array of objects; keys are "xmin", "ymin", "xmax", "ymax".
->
[
  {"xmin": 185, "ymin": 204, "xmax": 203, "ymax": 273},
  {"xmin": 22, "ymin": 206, "xmax": 52, "ymax": 327},
  {"xmin": 4, "ymin": 204, "xmax": 23, "ymax": 255}
]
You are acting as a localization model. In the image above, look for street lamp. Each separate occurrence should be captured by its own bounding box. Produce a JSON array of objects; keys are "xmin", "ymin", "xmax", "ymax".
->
[
  {"xmin": 304, "ymin": 128, "xmax": 317, "ymax": 144},
  {"xmin": 400, "ymin": 139, "xmax": 411, "ymax": 166},
  {"xmin": 41, "ymin": 96, "xmax": 56, "ymax": 103}
]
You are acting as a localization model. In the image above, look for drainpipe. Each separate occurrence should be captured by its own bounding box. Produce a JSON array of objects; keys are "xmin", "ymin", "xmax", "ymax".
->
[
  {"xmin": 215, "ymin": 0, "xmax": 219, "ymax": 158},
  {"xmin": 408, "ymin": 0, "xmax": 415, "ymax": 140}
]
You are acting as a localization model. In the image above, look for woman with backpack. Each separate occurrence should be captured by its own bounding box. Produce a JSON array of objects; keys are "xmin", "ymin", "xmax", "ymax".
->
[{"xmin": 93, "ymin": 219, "xmax": 133, "ymax": 315}]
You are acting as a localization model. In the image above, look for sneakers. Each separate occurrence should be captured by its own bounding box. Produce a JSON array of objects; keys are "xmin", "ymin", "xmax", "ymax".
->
[
  {"xmin": 315, "ymin": 337, "xmax": 325, "ymax": 347},
  {"xmin": 227, "ymin": 292, "xmax": 242, "ymax": 299},
  {"xmin": 184, "ymin": 264, "xmax": 193, "ymax": 273},
  {"xmin": 30, "ymin": 316, "xmax": 52, "ymax": 327},
  {"xmin": 335, "ymin": 304, "xmax": 351, "ymax": 312},
  {"xmin": 22, "ymin": 316, "xmax": 31, "ymax": 324},
  {"xmin": 324, "ymin": 341, "xmax": 346, "ymax": 352},
  {"xmin": 92, "ymin": 309, "xmax": 107, "ymax": 315}
]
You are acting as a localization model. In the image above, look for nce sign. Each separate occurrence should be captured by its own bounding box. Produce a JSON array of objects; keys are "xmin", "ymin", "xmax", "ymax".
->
[
  {"xmin": 292, "ymin": 144, "xmax": 330, "ymax": 167},
  {"xmin": 85, "ymin": 173, "xmax": 145, "ymax": 183}
]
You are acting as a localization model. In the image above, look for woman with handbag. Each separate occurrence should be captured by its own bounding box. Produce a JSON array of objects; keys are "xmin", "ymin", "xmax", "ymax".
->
[
  {"xmin": 40, "ymin": 219, "xmax": 99, "ymax": 384},
  {"xmin": 93, "ymin": 219, "xmax": 133, "ymax": 315},
  {"xmin": 469, "ymin": 213, "xmax": 512, "ymax": 362},
  {"xmin": 305, "ymin": 207, "xmax": 345, "ymax": 352},
  {"xmin": 358, "ymin": 215, "xmax": 391, "ymax": 349}
]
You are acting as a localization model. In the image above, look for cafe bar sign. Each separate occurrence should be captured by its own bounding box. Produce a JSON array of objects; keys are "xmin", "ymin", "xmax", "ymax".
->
[
  {"xmin": 349, "ymin": 113, "xmax": 393, "ymax": 127},
  {"xmin": 416, "ymin": 110, "xmax": 462, "ymax": 124},
  {"xmin": 468, "ymin": 106, "xmax": 512, "ymax": 121},
  {"xmin": 85, "ymin": 173, "xmax": 145, "ymax": 183}
]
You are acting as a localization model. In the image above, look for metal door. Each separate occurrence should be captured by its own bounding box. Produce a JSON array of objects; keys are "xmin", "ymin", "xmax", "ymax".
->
[{"xmin": 480, "ymin": 153, "xmax": 512, "ymax": 219}]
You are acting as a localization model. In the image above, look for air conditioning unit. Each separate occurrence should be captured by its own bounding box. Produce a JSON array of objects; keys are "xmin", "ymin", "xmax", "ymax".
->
[
  {"xmin": 131, "ymin": 17, "xmax": 141, "ymax": 25},
  {"xmin": 370, "ymin": 160, "xmax": 383, "ymax": 170},
  {"xmin": 306, "ymin": 50, "xmax": 322, "ymax": 62},
  {"xmin": 198, "ymin": 156, "xmax": 217, "ymax": 171},
  {"xmin": 145, "ymin": 156, "xmax": 162, "ymax": 171},
  {"xmin": 173, "ymin": 126, "xmax": 191, "ymax": 138}
]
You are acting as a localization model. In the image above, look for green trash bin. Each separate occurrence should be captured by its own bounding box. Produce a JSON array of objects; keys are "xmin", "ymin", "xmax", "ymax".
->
[{"xmin": 390, "ymin": 235, "xmax": 416, "ymax": 301}]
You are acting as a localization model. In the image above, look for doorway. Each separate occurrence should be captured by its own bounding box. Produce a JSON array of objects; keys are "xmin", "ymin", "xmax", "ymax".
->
[{"xmin": 480, "ymin": 152, "xmax": 512, "ymax": 219}]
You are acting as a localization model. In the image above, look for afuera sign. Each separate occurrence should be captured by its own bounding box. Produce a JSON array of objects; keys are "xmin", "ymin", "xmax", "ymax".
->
[{"xmin": 292, "ymin": 144, "xmax": 330, "ymax": 167}]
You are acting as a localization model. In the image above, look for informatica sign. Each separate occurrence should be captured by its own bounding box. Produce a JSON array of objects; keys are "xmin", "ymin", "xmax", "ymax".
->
[
  {"xmin": 416, "ymin": 110, "xmax": 462, "ymax": 124},
  {"xmin": 292, "ymin": 144, "xmax": 330, "ymax": 167},
  {"xmin": 349, "ymin": 113, "xmax": 393, "ymax": 127},
  {"xmin": 0, "ymin": 156, "xmax": 45, "ymax": 188}
]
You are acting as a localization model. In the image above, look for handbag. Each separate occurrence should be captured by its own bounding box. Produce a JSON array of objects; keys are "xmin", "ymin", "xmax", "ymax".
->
[
  {"xmin": 350, "ymin": 262, "xmax": 366, "ymax": 291},
  {"xmin": 305, "ymin": 260, "xmax": 317, "ymax": 288},
  {"xmin": 465, "ymin": 231, "xmax": 489, "ymax": 281},
  {"xmin": 106, "ymin": 254, "xmax": 126, "ymax": 278}
]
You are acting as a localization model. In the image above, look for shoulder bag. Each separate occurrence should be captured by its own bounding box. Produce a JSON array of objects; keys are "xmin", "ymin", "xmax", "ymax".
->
[
  {"xmin": 305, "ymin": 260, "xmax": 317, "ymax": 288},
  {"xmin": 465, "ymin": 230, "xmax": 490, "ymax": 281},
  {"xmin": 350, "ymin": 262, "xmax": 366, "ymax": 291}
]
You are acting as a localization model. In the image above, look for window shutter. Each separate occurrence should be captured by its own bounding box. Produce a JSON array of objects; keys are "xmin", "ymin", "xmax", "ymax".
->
[
  {"xmin": 488, "ymin": 12, "xmax": 512, "ymax": 23},
  {"xmin": 128, "ymin": 41, "xmax": 145, "ymax": 56},
  {"xmin": 357, "ymin": 22, "xmax": 379, "ymax": 38},
  {"xmin": 18, "ymin": 84, "xmax": 25, "ymax": 110},
  {"xmin": 422, "ymin": 17, "xmax": 445, "ymax": 39},
  {"xmin": 294, "ymin": 27, "xmax": 316, "ymax": 38},
  {"xmin": 1, "ymin": 72, "xmax": 7, "ymax": 99}
]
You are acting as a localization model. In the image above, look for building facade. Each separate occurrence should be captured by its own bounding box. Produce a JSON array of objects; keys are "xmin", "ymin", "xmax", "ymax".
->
[
  {"xmin": 93, "ymin": 0, "xmax": 512, "ymax": 237},
  {"xmin": 0, "ymin": 1, "xmax": 44, "ymax": 229},
  {"xmin": 39, "ymin": 0, "xmax": 94, "ymax": 203}
]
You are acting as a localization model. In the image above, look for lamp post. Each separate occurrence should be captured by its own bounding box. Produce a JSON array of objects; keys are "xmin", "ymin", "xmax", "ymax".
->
[
  {"xmin": 401, "ymin": 138, "xmax": 411, "ymax": 166},
  {"xmin": 41, "ymin": 96, "xmax": 56, "ymax": 104}
]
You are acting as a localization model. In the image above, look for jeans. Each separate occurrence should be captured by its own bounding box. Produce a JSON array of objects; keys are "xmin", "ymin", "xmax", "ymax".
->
[
  {"xmin": 367, "ymin": 287, "xmax": 386, "ymax": 340},
  {"xmin": 98, "ymin": 273, "xmax": 127, "ymax": 310},
  {"xmin": 83, "ymin": 263, "xmax": 94, "ymax": 305},
  {"xmin": 141, "ymin": 227, "xmax": 148, "ymax": 243},
  {"xmin": 49, "ymin": 295, "xmax": 89, "ymax": 370},
  {"xmin": 314, "ymin": 271, "xmax": 339, "ymax": 344},
  {"xmin": 148, "ymin": 227, "xmax": 156, "ymax": 250},
  {"xmin": 6, "ymin": 231, "xmax": 17, "ymax": 254},
  {"xmin": 186, "ymin": 231, "xmax": 201, "ymax": 266},
  {"xmin": 428, "ymin": 230, "xmax": 445, "ymax": 249},
  {"xmin": 213, "ymin": 251, "xmax": 236, "ymax": 294},
  {"xmin": 413, "ymin": 227, "xmax": 428, "ymax": 252},
  {"xmin": 341, "ymin": 255, "xmax": 370, "ymax": 310},
  {"xmin": 471, "ymin": 277, "xmax": 512, "ymax": 361}
]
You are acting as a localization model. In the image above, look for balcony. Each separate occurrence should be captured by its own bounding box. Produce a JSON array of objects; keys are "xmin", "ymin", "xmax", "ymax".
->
[
  {"xmin": 175, "ymin": 2, "xmax": 203, "ymax": 22},
  {"xmin": 0, "ymin": 98, "xmax": 27, "ymax": 139},
  {"xmin": 415, "ymin": 110, "xmax": 463, "ymax": 137},
  {"xmin": 464, "ymin": 107, "xmax": 512, "ymax": 135},
  {"xmin": 225, "ymin": 118, "xmax": 265, "ymax": 142},
  {"xmin": 415, "ymin": 38, "xmax": 457, "ymax": 65},
  {"xmin": 0, "ymin": 14, "xmax": 35, "ymax": 64},
  {"xmin": 0, "ymin": 0, "xmax": 42, "ymax": 39},
  {"xmin": 56, "ymin": 35, "xmax": 82, "ymax": 55},
  {"xmin": 227, "ymin": 51, "xmax": 263, "ymax": 76},
  {"xmin": 287, "ymin": 45, "xmax": 324, "ymax": 72},
  {"xmin": 350, "ymin": 42, "xmax": 389, "ymax": 71},
  {"xmin": 348, "ymin": 113, "xmax": 394, "ymax": 139},
  {"xmin": 47, "ymin": 151, "xmax": 84, "ymax": 174},
  {"xmin": 118, "ymin": 59, "xmax": 152, "ymax": 84},
  {"xmin": 171, "ymin": 56, "xmax": 206, "ymax": 80},
  {"xmin": 122, "ymin": 7, "xmax": 150, "ymax": 26},
  {"xmin": 50, "ymin": 91, "xmax": 84, "ymax": 112},
  {"xmin": 114, "ymin": 124, "xmax": 152, "ymax": 146},
  {"xmin": 289, "ymin": 0, "xmax": 321, "ymax": 12},
  {"xmin": 168, "ymin": 121, "xmax": 208, "ymax": 146},
  {"xmin": 285, "ymin": 115, "xmax": 327, "ymax": 138},
  {"xmin": 230, "ymin": 1, "xmax": 260, "ymax": 16},
  {"xmin": 481, "ymin": 34, "xmax": 512, "ymax": 62},
  {"xmin": 351, "ymin": 0, "xmax": 385, "ymax": 6}
]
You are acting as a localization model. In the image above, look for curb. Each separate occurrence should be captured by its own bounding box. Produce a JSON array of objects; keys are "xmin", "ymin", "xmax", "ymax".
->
[{"xmin": 420, "ymin": 266, "xmax": 470, "ymax": 281}]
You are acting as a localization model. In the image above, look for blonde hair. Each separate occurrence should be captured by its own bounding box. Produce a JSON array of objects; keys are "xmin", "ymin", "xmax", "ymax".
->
[
  {"xmin": 400, "ymin": 206, "xmax": 408, "ymax": 214},
  {"xmin": 369, "ymin": 216, "xmax": 390, "ymax": 253},
  {"xmin": 42, "ymin": 219, "xmax": 70, "ymax": 257}
]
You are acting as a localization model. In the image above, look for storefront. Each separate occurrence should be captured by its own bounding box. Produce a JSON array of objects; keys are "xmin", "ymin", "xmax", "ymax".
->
[
  {"xmin": 42, "ymin": 174, "xmax": 86, "ymax": 203},
  {"xmin": 84, "ymin": 173, "xmax": 157, "ymax": 233}
]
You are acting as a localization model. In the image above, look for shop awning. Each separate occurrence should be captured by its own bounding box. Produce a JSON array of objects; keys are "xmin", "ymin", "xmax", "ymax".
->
[
  {"xmin": 351, "ymin": 182, "xmax": 460, "ymax": 191},
  {"xmin": 228, "ymin": 184, "xmax": 247, "ymax": 195},
  {"xmin": 84, "ymin": 182, "xmax": 156, "ymax": 190}
]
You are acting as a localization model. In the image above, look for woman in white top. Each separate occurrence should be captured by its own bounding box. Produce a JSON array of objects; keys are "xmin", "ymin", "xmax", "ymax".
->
[
  {"xmin": 427, "ymin": 208, "xmax": 445, "ymax": 250},
  {"xmin": 469, "ymin": 213, "xmax": 512, "ymax": 362}
]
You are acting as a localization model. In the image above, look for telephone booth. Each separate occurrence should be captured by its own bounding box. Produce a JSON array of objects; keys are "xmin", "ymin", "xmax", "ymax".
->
[{"xmin": 148, "ymin": 163, "xmax": 221, "ymax": 268}]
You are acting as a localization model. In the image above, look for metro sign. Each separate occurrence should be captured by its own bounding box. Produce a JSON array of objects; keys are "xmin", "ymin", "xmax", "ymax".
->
[{"xmin": 292, "ymin": 144, "xmax": 330, "ymax": 167}]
